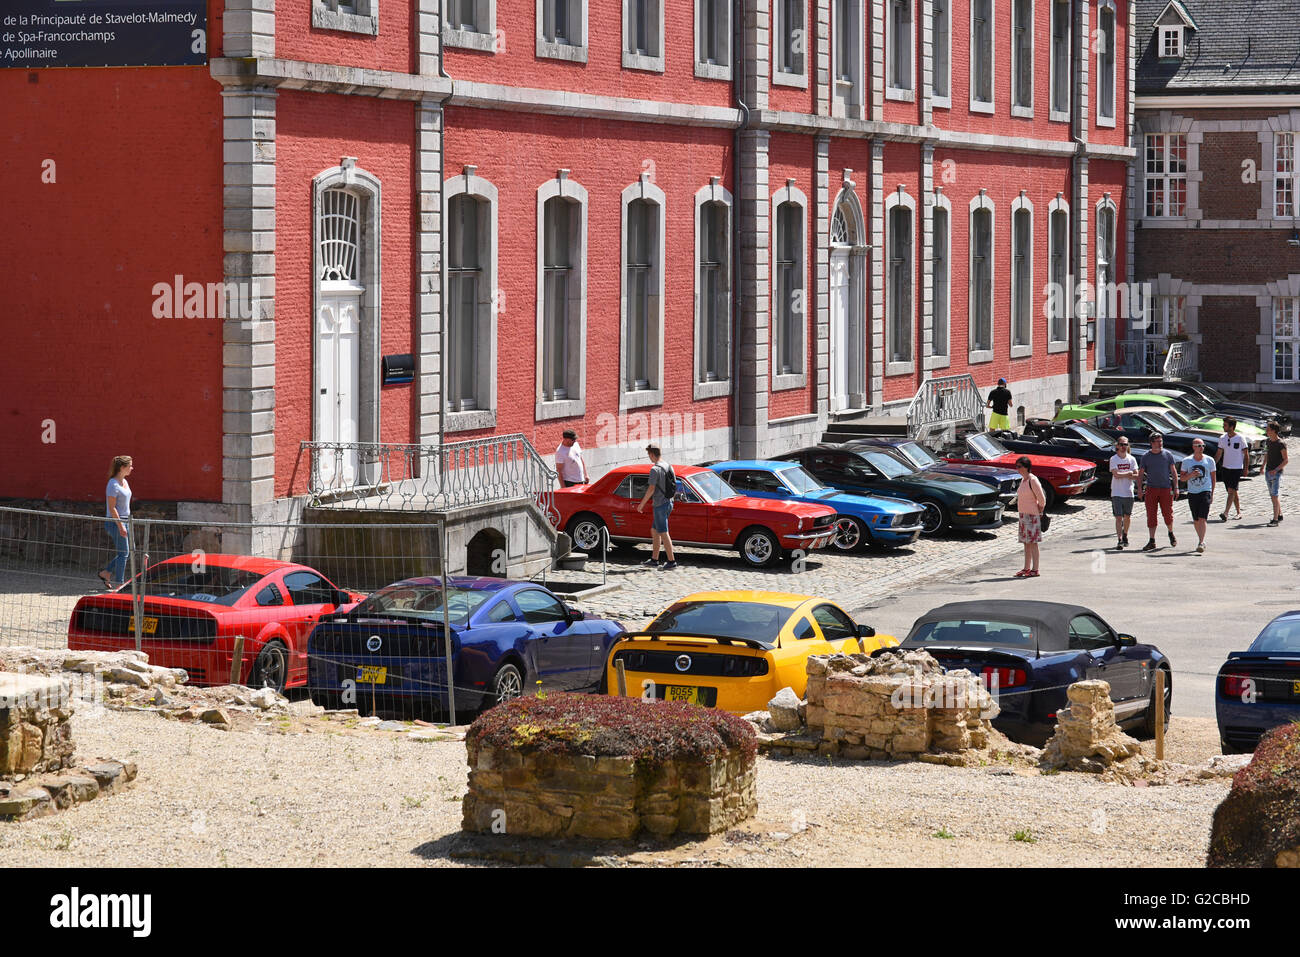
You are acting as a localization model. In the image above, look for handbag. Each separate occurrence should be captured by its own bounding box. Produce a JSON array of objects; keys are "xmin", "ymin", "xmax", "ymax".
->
[{"xmin": 1040, "ymin": 512, "xmax": 1051, "ymax": 532}]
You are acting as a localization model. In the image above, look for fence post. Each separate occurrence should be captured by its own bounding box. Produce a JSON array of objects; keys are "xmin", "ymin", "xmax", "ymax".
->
[
  {"xmin": 1155, "ymin": 668, "xmax": 1166, "ymax": 761},
  {"xmin": 615, "ymin": 659, "xmax": 627, "ymax": 697},
  {"xmin": 440, "ymin": 521, "xmax": 457, "ymax": 726},
  {"xmin": 129, "ymin": 518, "xmax": 142, "ymax": 652},
  {"xmin": 230, "ymin": 635, "xmax": 245, "ymax": 685}
]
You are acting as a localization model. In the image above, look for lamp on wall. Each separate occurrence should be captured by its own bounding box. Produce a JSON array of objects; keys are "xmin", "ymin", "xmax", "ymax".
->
[{"xmin": 1086, "ymin": 320, "xmax": 1096, "ymax": 344}]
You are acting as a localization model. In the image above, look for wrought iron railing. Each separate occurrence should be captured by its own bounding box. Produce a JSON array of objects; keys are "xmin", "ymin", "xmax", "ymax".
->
[
  {"xmin": 301, "ymin": 434, "xmax": 559, "ymax": 526},
  {"xmin": 905, "ymin": 374, "xmax": 983, "ymax": 438},
  {"xmin": 1163, "ymin": 340, "xmax": 1194, "ymax": 379}
]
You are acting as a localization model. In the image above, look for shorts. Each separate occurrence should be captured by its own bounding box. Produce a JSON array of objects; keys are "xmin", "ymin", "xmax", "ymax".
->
[
  {"xmin": 1144, "ymin": 486, "xmax": 1174, "ymax": 526},
  {"xmin": 1017, "ymin": 514, "xmax": 1042, "ymax": 543},
  {"xmin": 651, "ymin": 501, "xmax": 673, "ymax": 533},
  {"xmin": 988, "ymin": 412, "xmax": 1011, "ymax": 431},
  {"xmin": 1219, "ymin": 467, "xmax": 1242, "ymax": 490},
  {"xmin": 1266, "ymin": 469, "xmax": 1283, "ymax": 497},
  {"xmin": 1110, "ymin": 497, "xmax": 1134, "ymax": 517},
  {"xmin": 1188, "ymin": 491, "xmax": 1212, "ymax": 521}
]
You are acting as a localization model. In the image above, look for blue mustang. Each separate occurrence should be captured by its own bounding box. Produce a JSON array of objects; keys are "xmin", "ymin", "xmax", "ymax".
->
[
  {"xmin": 306, "ymin": 577, "xmax": 625, "ymax": 717},
  {"xmin": 1216, "ymin": 610, "xmax": 1300, "ymax": 753},
  {"xmin": 900, "ymin": 600, "xmax": 1171, "ymax": 745},
  {"xmin": 707, "ymin": 459, "xmax": 924, "ymax": 551}
]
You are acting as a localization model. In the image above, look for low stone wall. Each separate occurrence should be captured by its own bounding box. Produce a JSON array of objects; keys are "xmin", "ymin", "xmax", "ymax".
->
[
  {"xmin": 463, "ymin": 747, "xmax": 756, "ymax": 840},
  {"xmin": 804, "ymin": 652, "xmax": 996, "ymax": 760},
  {"xmin": 1, "ymin": 673, "xmax": 76, "ymax": 776},
  {"xmin": 0, "ymin": 759, "xmax": 138, "ymax": 821},
  {"xmin": 1041, "ymin": 680, "xmax": 1142, "ymax": 773}
]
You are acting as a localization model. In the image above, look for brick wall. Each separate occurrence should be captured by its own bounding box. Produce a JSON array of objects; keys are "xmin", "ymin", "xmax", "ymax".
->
[
  {"xmin": 1198, "ymin": 296, "xmax": 1262, "ymax": 383},
  {"xmin": 1199, "ymin": 132, "xmax": 1264, "ymax": 221},
  {"xmin": 1136, "ymin": 229, "xmax": 1300, "ymax": 285}
]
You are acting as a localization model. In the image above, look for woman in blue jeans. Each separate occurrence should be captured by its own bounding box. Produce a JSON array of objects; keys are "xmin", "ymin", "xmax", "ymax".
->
[
  {"xmin": 99, "ymin": 455, "xmax": 134, "ymax": 588},
  {"xmin": 1265, "ymin": 421, "xmax": 1288, "ymax": 527}
]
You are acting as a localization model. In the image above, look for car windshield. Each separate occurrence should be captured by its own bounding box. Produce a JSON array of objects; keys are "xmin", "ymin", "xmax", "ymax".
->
[
  {"xmin": 1250, "ymin": 618, "xmax": 1300, "ymax": 654},
  {"xmin": 647, "ymin": 600, "xmax": 792, "ymax": 646},
  {"xmin": 856, "ymin": 449, "xmax": 916, "ymax": 478},
  {"xmin": 778, "ymin": 466, "xmax": 826, "ymax": 494},
  {"xmin": 898, "ymin": 441, "xmax": 940, "ymax": 468},
  {"xmin": 687, "ymin": 471, "xmax": 738, "ymax": 503},
  {"xmin": 138, "ymin": 564, "xmax": 263, "ymax": 606},
  {"xmin": 908, "ymin": 618, "xmax": 1036, "ymax": 649},
  {"xmin": 1195, "ymin": 384, "xmax": 1228, "ymax": 404},
  {"xmin": 1171, "ymin": 393, "xmax": 1213, "ymax": 415},
  {"xmin": 1161, "ymin": 407, "xmax": 1193, "ymax": 428},
  {"xmin": 1069, "ymin": 424, "xmax": 1114, "ymax": 449},
  {"xmin": 968, "ymin": 434, "xmax": 1007, "ymax": 459},
  {"xmin": 1167, "ymin": 397, "xmax": 1204, "ymax": 418},
  {"xmin": 354, "ymin": 584, "xmax": 492, "ymax": 624}
]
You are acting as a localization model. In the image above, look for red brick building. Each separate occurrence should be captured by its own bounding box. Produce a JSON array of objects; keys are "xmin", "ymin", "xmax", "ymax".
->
[
  {"xmin": 5, "ymin": 0, "xmax": 1133, "ymax": 524},
  {"xmin": 1130, "ymin": 0, "xmax": 1300, "ymax": 408}
]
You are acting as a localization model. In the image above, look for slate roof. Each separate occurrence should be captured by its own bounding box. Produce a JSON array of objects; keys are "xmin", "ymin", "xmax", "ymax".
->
[{"xmin": 1137, "ymin": 0, "xmax": 1300, "ymax": 95}]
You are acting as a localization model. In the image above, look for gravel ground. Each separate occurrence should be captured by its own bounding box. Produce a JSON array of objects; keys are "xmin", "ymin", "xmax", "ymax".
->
[{"xmin": 0, "ymin": 710, "xmax": 1227, "ymax": 868}]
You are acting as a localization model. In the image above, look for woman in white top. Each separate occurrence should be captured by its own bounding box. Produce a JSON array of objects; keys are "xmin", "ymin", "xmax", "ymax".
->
[
  {"xmin": 1014, "ymin": 456, "xmax": 1047, "ymax": 578},
  {"xmin": 99, "ymin": 455, "xmax": 133, "ymax": 588}
]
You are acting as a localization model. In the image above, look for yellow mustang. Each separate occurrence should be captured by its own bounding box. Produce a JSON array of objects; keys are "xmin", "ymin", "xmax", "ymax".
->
[{"xmin": 605, "ymin": 590, "xmax": 898, "ymax": 714}]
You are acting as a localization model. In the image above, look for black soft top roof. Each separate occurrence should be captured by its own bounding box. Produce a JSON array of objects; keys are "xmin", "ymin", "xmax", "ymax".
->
[{"xmin": 907, "ymin": 600, "xmax": 1103, "ymax": 653}]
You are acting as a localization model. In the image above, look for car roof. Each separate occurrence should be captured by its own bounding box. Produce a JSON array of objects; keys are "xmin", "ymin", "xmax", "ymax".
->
[
  {"xmin": 910, "ymin": 600, "xmax": 1105, "ymax": 652},
  {"xmin": 155, "ymin": 554, "xmax": 296, "ymax": 575},
  {"xmin": 710, "ymin": 460, "xmax": 798, "ymax": 471},
  {"xmin": 603, "ymin": 463, "xmax": 708, "ymax": 476},
  {"xmin": 671, "ymin": 590, "xmax": 820, "ymax": 610},
  {"xmin": 373, "ymin": 576, "xmax": 523, "ymax": 592}
]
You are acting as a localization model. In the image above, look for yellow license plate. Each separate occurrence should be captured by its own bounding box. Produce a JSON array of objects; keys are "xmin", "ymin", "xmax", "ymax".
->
[
  {"xmin": 1293, "ymin": 680, "xmax": 1300, "ymax": 696},
  {"xmin": 356, "ymin": 665, "xmax": 387, "ymax": 684},
  {"xmin": 665, "ymin": 685, "xmax": 700, "ymax": 704},
  {"xmin": 128, "ymin": 616, "xmax": 158, "ymax": 635}
]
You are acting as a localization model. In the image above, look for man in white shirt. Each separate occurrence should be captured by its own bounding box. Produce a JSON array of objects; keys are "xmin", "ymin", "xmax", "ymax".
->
[
  {"xmin": 555, "ymin": 430, "xmax": 588, "ymax": 488},
  {"xmin": 1108, "ymin": 437, "xmax": 1139, "ymax": 550},
  {"xmin": 1214, "ymin": 416, "xmax": 1250, "ymax": 521}
]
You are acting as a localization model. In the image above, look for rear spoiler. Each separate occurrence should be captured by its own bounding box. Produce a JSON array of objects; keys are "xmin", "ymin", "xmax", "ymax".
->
[
  {"xmin": 620, "ymin": 631, "xmax": 773, "ymax": 651},
  {"xmin": 899, "ymin": 640, "xmax": 1042, "ymax": 660}
]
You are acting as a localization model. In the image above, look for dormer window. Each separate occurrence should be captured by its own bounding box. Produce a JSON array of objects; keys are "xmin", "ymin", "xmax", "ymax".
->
[{"xmin": 1159, "ymin": 25, "xmax": 1183, "ymax": 57}]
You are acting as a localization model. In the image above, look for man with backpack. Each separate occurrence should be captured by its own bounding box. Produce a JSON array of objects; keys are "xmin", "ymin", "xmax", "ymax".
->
[{"xmin": 636, "ymin": 444, "xmax": 678, "ymax": 570}]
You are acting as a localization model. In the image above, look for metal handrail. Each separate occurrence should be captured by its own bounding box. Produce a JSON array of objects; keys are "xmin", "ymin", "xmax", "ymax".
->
[
  {"xmin": 1163, "ymin": 340, "xmax": 1193, "ymax": 380},
  {"xmin": 905, "ymin": 373, "xmax": 983, "ymax": 438}
]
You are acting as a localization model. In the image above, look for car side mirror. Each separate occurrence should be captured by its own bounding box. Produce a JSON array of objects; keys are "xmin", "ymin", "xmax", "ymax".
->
[
  {"xmin": 332, "ymin": 588, "xmax": 351, "ymax": 607},
  {"xmin": 1115, "ymin": 633, "xmax": 1137, "ymax": 647},
  {"xmin": 857, "ymin": 623, "xmax": 876, "ymax": 638},
  {"xmin": 565, "ymin": 604, "xmax": 582, "ymax": 624}
]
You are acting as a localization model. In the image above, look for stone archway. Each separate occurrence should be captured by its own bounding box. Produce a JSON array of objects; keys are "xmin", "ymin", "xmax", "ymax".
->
[{"xmin": 465, "ymin": 527, "xmax": 506, "ymax": 578}]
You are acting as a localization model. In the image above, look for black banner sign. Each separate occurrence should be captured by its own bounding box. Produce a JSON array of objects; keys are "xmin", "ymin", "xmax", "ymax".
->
[{"xmin": 1, "ymin": 0, "xmax": 208, "ymax": 69}]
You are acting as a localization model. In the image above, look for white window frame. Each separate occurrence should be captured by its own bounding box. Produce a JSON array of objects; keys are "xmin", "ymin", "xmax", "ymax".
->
[
  {"xmin": 969, "ymin": 0, "xmax": 994, "ymax": 114},
  {"xmin": 832, "ymin": 0, "xmax": 865, "ymax": 119},
  {"xmin": 1144, "ymin": 294, "xmax": 1185, "ymax": 374},
  {"xmin": 1046, "ymin": 196, "xmax": 1070, "ymax": 351},
  {"xmin": 1275, "ymin": 132, "xmax": 1298, "ymax": 219},
  {"xmin": 1096, "ymin": 1, "xmax": 1117, "ymax": 127},
  {"xmin": 536, "ymin": 0, "xmax": 588, "ymax": 62},
  {"xmin": 1144, "ymin": 133, "xmax": 1188, "ymax": 219},
  {"xmin": 619, "ymin": 175, "xmax": 666, "ymax": 410},
  {"xmin": 968, "ymin": 191, "xmax": 996, "ymax": 364},
  {"xmin": 313, "ymin": 0, "xmax": 379, "ymax": 35},
  {"xmin": 1159, "ymin": 24, "xmax": 1182, "ymax": 58},
  {"xmin": 1049, "ymin": 0, "xmax": 1071, "ymax": 122},
  {"xmin": 1009, "ymin": 194, "xmax": 1034, "ymax": 357},
  {"xmin": 623, "ymin": 0, "xmax": 665, "ymax": 72},
  {"xmin": 931, "ymin": 0, "xmax": 951, "ymax": 107},
  {"xmin": 694, "ymin": 0, "xmax": 732, "ymax": 79},
  {"xmin": 442, "ymin": 170, "xmax": 499, "ymax": 432},
  {"xmin": 771, "ymin": 182, "xmax": 809, "ymax": 390},
  {"xmin": 1274, "ymin": 297, "xmax": 1300, "ymax": 383},
  {"xmin": 694, "ymin": 181, "xmax": 733, "ymax": 399},
  {"xmin": 885, "ymin": 189, "xmax": 917, "ymax": 372},
  {"xmin": 535, "ymin": 174, "xmax": 588, "ymax": 421},
  {"xmin": 1095, "ymin": 197, "xmax": 1117, "ymax": 365},
  {"xmin": 445, "ymin": 0, "xmax": 496, "ymax": 52},
  {"xmin": 1010, "ymin": 0, "xmax": 1034, "ymax": 118},
  {"xmin": 773, "ymin": 0, "xmax": 808, "ymax": 88},
  {"xmin": 886, "ymin": 0, "xmax": 915, "ymax": 101},
  {"xmin": 931, "ymin": 191, "xmax": 952, "ymax": 364}
]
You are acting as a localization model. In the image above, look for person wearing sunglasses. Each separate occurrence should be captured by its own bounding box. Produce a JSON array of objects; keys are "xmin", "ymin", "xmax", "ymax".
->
[{"xmin": 1108, "ymin": 438, "xmax": 1138, "ymax": 549}]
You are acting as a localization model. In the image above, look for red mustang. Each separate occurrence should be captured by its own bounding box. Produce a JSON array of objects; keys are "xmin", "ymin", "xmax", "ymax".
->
[
  {"xmin": 552, "ymin": 464, "xmax": 838, "ymax": 568},
  {"xmin": 68, "ymin": 555, "xmax": 363, "ymax": 692},
  {"xmin": 942, "ymin": 432, "xmax": 1097, "ymax": 509}
]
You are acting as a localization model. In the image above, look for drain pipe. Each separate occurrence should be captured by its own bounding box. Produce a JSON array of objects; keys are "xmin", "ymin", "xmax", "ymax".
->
[
  {"xmin": 437, "ymin": 0, "xmax": 455, "ymax": 462},
  {"xmin": 729, "ymin": 0, "xmax": 750, "ymax": 461}
]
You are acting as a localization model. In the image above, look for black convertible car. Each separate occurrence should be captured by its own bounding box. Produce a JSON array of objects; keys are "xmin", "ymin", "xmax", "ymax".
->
[
  {"xmin": 994, "ymin": 420, "xmax": 1154, "ymax": 493},
  {"xmin": 1071, "ymin": 407, "xmax": 1266, "ymax": 471},
  {"xmin": 900, "ymin": 600, "xmax": 1172, "ymax": 745},
  {"xmin": 1098, "ymin": 380, "xmax": 1291, "ymax": 436}
]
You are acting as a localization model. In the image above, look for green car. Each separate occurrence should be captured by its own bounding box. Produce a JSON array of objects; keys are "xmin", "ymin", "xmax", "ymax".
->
[{"xmin": 1056, "ymin": 394, "xmax": 1265, "ymax": 440}]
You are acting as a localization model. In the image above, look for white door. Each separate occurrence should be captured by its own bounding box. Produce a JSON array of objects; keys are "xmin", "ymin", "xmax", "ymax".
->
[
  {"xmin": 830, "ymin": 249, "xmax": 851, "ymax": 412},
  {"xmin": 316, "ymin": 288, "xmax": 362, "ymax": 488}
]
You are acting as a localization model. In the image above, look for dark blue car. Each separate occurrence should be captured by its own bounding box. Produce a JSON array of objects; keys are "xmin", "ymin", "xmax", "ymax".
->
[
  {"xmin": 1216, "ymin": 610, "xmax": 1300, "ymax": 753},
  {"xmin": 900, "ymin": 600, "xmax": 1171, "ymax": 745},
  {"xmin": 845, "ymin": 437, "xmax": 1021, "ymax": 507},
  {"xmin": 306, "ymin": 577, "xmax": 625, "ymax": 717}
]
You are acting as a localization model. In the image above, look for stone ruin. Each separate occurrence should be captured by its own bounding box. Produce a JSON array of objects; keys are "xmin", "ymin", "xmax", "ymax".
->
[{"xmin": 1039, "ymin": 679, "xmax": 1143, "ymax": 773}]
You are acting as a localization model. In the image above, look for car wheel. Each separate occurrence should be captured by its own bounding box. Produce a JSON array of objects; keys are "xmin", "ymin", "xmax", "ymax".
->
[
  {"xmin": 249, "ymin": 640, "xmax": 288, "ymax": 693},
  {"xmin": 312, "ymin": 690, "xmax": 343, "ymax": 711},
  {"xmin": 485, "ymin": 662, "xmax": 524, "ymax": 710},
  {"xmin": 566, "ymin": 514, "xmax": 607, "ymax": 554},
  {"xmin": 831, "ymin": 516, "xmax": 867, "ymax": 552},
  {"xmin": 1140, "ymin": 668, "xmax": 1172, "ymax": 739},
  {"xmin": 737, "ymin": 527, "xmax": 780, "ymax": 568},
  {"xmin": 1041, "ymin": 482, "xmax": 1058, "ymax": 511},
  {"xmin": 918, "ymin": 500, "xmax": 948, "ymax": 535}
]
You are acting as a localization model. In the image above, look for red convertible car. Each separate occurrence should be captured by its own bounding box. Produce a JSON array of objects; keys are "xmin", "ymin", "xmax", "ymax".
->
[
  {"xmin": 68, "ymin": 555, "xmax": 363, "ymax": 692},
  {"xmin": 941, "ymin": 432, "xmax": 1097, "ymax": 509},
  {"xmin": 552, "ymin": 464, "xmax": 838, "ymax": 568}
]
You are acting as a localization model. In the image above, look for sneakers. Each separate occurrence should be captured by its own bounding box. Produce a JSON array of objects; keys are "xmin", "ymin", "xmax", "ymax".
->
[
  {"xmin": 1196, "ymin": 543, "xmax": 1205, "ymax": 554},
  {"xmin": 1219, "ymin": 512, "xmax": 1228, "ymax": 522},
  {"xmin": 1268, "ymin": 517, "xmax": 1280, "ymax": 527},
  {"xmin": 1116, "ymin": 539, "xmax": 1125, "ymax": 550},
  {"xmin": 1168, "ymin": 531, "xmax": 1177, "ymax": 547},
  {"xmin": 1122, "ymin": 534, "xmax": 1129, "ymax": 547},
  {"xmin": 640, "ymin": 557, "xmax": 661, "ymax": 567},
  {"xmin": 1142, "ymin": 540, "xmax": 1157, "ymax": 552},
  {"xmin": 659, "ymin": 561, "xmax": 679, "ymax": 571}
]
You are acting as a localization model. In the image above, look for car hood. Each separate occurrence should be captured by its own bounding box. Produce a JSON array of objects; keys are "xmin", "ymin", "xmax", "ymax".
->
[
  {"xmin": 811, "ymin": 490, "xmax": 918, "ymax": 514},
  {"xmin": 983, "ymin": 452, "xmax": 1095, "ymax": 473},
  {"xmin": 923, "ymin": 463, "xmax": 1021, "ymax": 482},
  {"xmin": 724, "ymin": 495, "xmax": 837, "ymax": 519},
  {"xmin": 890, "ymin": 471, "xmax": 1000, "ymax": 496}
]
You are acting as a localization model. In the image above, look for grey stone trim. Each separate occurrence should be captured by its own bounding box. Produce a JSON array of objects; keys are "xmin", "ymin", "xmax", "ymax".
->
[
  {"xmin": 815, "ymin": 0, "xmax": 830, "ymax": 113},
  {"xmin": 1071, "ymin": 155, "xmax": 1089, "ymax": 397},
  {"xmin": 814, "ymin": 137, "xmax": 831, "ymax": 413},
  {"xmin": 222, "ymin": 86, "xmax": 278, "ymax": 510},
  {"xmin": 1133, "ymin": 111, "xmax": 1200, "ymax": 223},
  {"xmin": 1084, "ymin": 143, "xmax": 1133, "ymax": 161},
  {"xmin": 619, "ymin": 174, "xmax": 667, "ymax": 410},
  {"xmin": 443, "ymin": 169, "xmax": 500, "ymax": 433},
  {"xmin": 884, "ymin": 184, "xmax": 918, "ymax": 373},
  {"xmin": 417, "ymin": 100, "xmax": 443, "ymax": 445},
  {"xmin": 1075, "ymin": 0, "xmax": 1089, "ymax": 138},
  {"xmin": 770, "ymin": 180, "xmax": 810, "ymax": 390},
  {"xmin": 1009, "ymin": 192, "xmax": 1033, "ymax": 358},
  {"xmin": 210, "ymin": 57, "xmax": 453, "ymax": 100},
  {"xmin": 739, "ymin": 0, "xmax": 769, "ymax": 110},
  {"xmin": 445, "ymin": 0, "xmax": 496, "ymax": 52},
  {"xmin": 869, "ymin": 141, "xmax": 885, "ymax": 408},
  {"xmin": 736, "ymin": 129, "xmax": 772, "ymax": 457},
  {"xmin": 693, "ymin": 179, "xmax": 734, "ymax": 400},
  {"xmin": 535, "ymin": 0, "xmax": 588, "ymax": 63},
  {"xmin": 450, "ymin": 78, "xmax": 744, "ymax": 125},
  {"xmin": 919, "ymin": 144, "xmax": 932, "ymax": 368},
  {"xmin": 869, "ymin": 0, "xmax": 884, "ymax": 120},
  {"xmin": 418, "ymin": 0, "xmax": 442, "ymax": 76},
  {"xmin": 1140, "ymin": 219, "xmax": 1300, "ymax": 231},
  {"xmin": 537, "ymin": 172, "xmax": 590, "ymax": 419},
  {"xmin": 1124, "ymin": 0, "xmax": 1136, "ymax": 365},
  {"xmin": 223, "ymin": 0, "xmax": 275, "ymax": 59},
  {"xmin": 444, "ymin": 409, "xmax": 498, "ymax": 432},
  {"xmin": 622, "ymin": 0, "xmax": 665, "ymax": 72},
  {"xmin": 919, "ymin": 0, "xmax": 933, "ymax": 122},
  {"xmin": 313, "ymin": 0, "xmax": 379, "ymax": 36}
]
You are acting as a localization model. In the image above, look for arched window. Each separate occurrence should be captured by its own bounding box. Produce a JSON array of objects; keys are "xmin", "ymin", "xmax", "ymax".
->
[
  {"xmin": 537, "ymin": 172, "xmax": 588, "ymax": 418},
  {"xmin": 969, "ymin": 192, "xmax": 995, "ymax": 359},
  {"xmin": 1010, "ymin": 194, "xmax": 1033, "ymax": 355},
  {"xmin": 695, "ymin": 179, "xmax": 732, "ymax": 397},
  {"xmin": 444, "ymin": 169, "xmax": 499, "ymax": 429},
  {"xmin": 932, "ymin": 192, "xmax": 951, "ymax": 360}
]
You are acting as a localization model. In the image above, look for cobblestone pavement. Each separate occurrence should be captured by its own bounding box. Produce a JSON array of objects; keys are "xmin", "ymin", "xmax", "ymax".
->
[{"xmin": 551, "ymin": 442, "xmax": 1300, "ymax": 632}]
